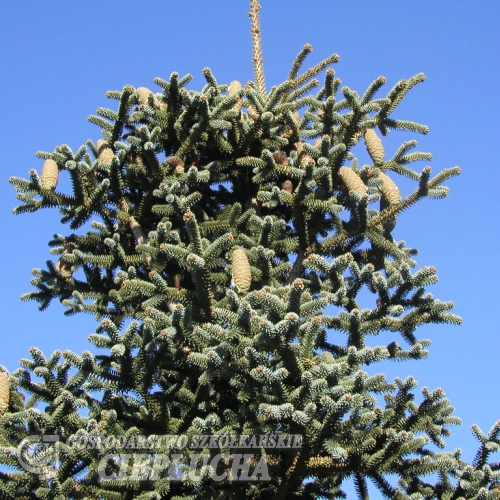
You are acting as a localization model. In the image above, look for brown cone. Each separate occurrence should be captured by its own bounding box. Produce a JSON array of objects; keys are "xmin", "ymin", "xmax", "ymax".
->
[
  {"xmin": 273, "ymin": 152, "xmax": 288, "ymax": 165},
  {"xmin": 166, "ymin": 156, "xmax": 185, "ymax": 175},
  {"xmin": 55, "ymin": 242, "xmax": 76, "ymax": 279},
  {"xmin": 282, "ymin": 180, "xmax": 293, "ymax": 194}
]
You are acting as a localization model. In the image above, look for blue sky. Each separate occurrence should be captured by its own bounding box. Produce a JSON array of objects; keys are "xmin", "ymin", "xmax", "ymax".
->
[{"xmin": 1, "ymin": 1, "xmax": 499, "ymax": 495}]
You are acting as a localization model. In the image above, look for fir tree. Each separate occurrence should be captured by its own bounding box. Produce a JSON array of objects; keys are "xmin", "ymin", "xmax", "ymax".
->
[{"xmin": 2, "ymin": 1, "xmax": 500, "ymax": 498}]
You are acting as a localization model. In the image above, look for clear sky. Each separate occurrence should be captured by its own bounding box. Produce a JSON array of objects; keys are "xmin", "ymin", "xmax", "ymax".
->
[{"xmin": 1, "ymin": 1, "xmax": 499, "ymax": 496}]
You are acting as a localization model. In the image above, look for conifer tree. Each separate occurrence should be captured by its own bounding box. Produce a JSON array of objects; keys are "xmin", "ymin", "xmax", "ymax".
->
[{"xmin": 2, "ymin": 2, "xmax": 500, "ymax": 498}]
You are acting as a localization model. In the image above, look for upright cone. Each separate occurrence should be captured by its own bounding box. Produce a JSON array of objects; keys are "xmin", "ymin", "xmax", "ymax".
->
[
  {"xmin": 129, "ymin": 217, "xmax": 147, "ymax": 246},
  {"xmin": 339, "ymin": 166, "xmax": 367, "ymax": 196},
  {"xmin": 378, "ymin": 172, "xmax": 401, "ymax": 233},
  {"xmin": 379, "ymin": 172, "xmax": 401, "ymax": 205},
  {"xmin": 364, "ymin": 128, "xmax": 385, "ymax": 165},
  {"xmin": 96, "ymin": 140, "xmax": 115, "ymax": 164},
  {"xmin": 0, "ymin": 371, "xmax": 9, "ymax": 415},
  {"xmin": 273, "ymin": 152, "xmax": 288, "ymax": 165},
  {"xmin": 282, "ymin": 180, "xmax": 293, "ymax": 194},
  {"xmin": 231, "ymin": 248, "xmax": 252, "ymax": 294},
  {"xmin": 136, "ymin": 87, "xmax": 153, "ymax": 107},
  {"xmin": 228, "ymin": 80, "xmax": 243, "ymax": 113},
  {"xmin": 166, "ymin": 156, "xmax": 185, "ymax": 175},
  {"xmin": 40, "ymin": 159, "xmax": 58, "ymax": 190},
  {"xmin": 228, "ymin": 80, "xmax": 242, "ymax": 97}
]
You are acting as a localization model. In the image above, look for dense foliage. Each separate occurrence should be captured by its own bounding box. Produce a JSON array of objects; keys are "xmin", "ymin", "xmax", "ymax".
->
[{"xmin": 1, "ymin": 4, "xmax": 499, "ymax": 498}]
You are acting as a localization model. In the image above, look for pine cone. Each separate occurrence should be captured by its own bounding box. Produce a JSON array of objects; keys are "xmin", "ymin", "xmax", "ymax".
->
[
  {"xmin": 129, "ymin": 217, "xmax": 147, "ymax": 246},
  {"xmin": 166, "ymin": 156, "xmax": 185, "ymax": 175},
  {"xmin": 379, "ymin": 172, "xmax": 401, "ymax": 205},
  {"xmin": 282, "ymin": 180, "xmax": 293, "ymax": 194},
  {"xmin": 378, "ymin": 172, "xmax": 401, "ymax": 233},
  {"xmin": 228, "ymin": 80, "xmax": 242, "ymax": 97},
  {"xmin": 96, "ymin": 139, "xmax": 115, "ymax": 164},
  {"xmin": 136, "ymin": 87, "xmax": 153, "ymax": 107},
  {"xmin": 364, "ymin": 128, "xmax": 385, "ymax": 165},
  {"xmin": 40, "ymin": 159, "xmax": 58, "ymax": 190},
  {"xmin": 231, "ymin": 248, "xmax": 252, "ymax": 294},
  {"xmin": 339, "ymin": 166, "xmax": 367, "ymax": 195},
  {"xmin": 228, "ymin": 80, "xmax": 243, "ymax": 113},
  {"xmin": 273, "ymin": 152, "xmax": 288, "ymax": 165},
  {"xmin": 55, "ymin": 242, "xmax": 76, "ymax": 279},
  {"xmin": 0, "ymin": 371, "xmax": 9, "ymax": 415}
]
